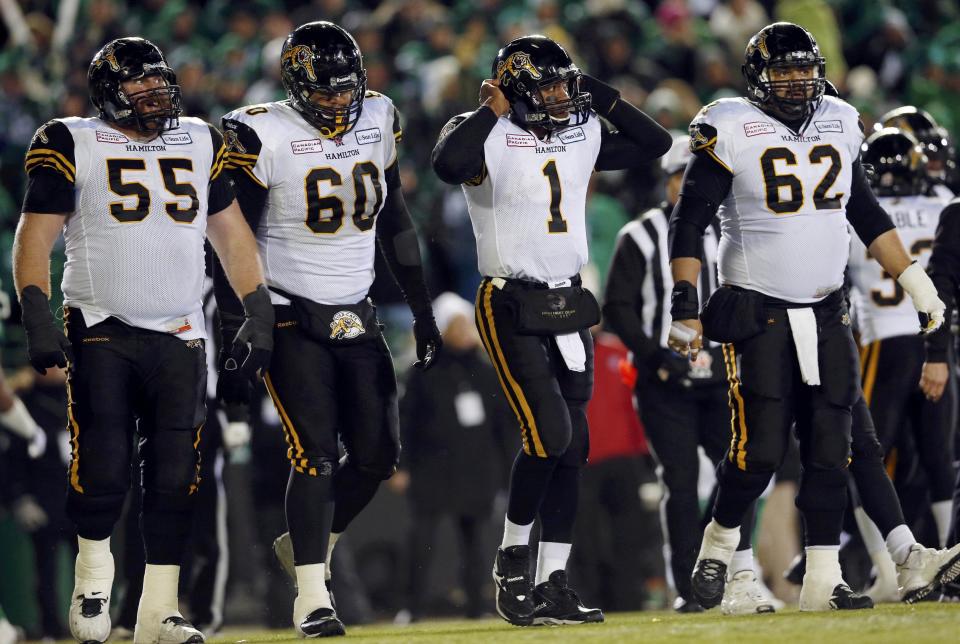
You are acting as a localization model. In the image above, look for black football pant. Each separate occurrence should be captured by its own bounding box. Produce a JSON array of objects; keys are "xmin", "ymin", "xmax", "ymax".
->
[
  {"xmin": 475, "ymin": 279, "xmax": 592, "ymax": 544},
  {"xmin": 712, "ymin": 292, "xmax": 858, "ymax": 546},
  {"xmin": 859, "ymin": 336, "xmax": 956, "ymax": 504},
  {"xmin": 637, "ymin": 377, "xmax": 754, "ymax": 599},
  {"xmin": 265, "ymin": 305, "xmax": 400, "ymax": 566},
  {"xmin": 63, "ymin": 309, "xmax": 207, "ymax": 565}
]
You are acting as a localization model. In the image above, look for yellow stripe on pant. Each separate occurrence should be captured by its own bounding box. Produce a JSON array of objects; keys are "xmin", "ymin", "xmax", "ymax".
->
[
  {"xmin": 861, "ymin": 341, "xmax": 881, "ymax": 406},
  {"xmin": 722, "ymin": 343, "xmax": 749, "ymax": 470},
  {"xmin": 264, "ymin": 372, "xmax": 313, "ymax": 474},
  {"xmin": 475, "ymin": 281, "xmax": 547, "ymax": 458}
]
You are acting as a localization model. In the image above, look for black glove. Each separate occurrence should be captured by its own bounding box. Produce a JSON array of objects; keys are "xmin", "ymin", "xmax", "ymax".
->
[
  {"xmin": 226, "ymin": 284, "xmax": 275, "ymax": 381},
  {"xmin": 413, "ymin": 316, "xmax": 442, "ymax": 370},
  {"xmin": 20, "ymin": 285, "xmax": 73, "ymax": 374},
  {"xmin": 217, "ymin": 329, "xmax": 251, "ymax": 408},
  {"xmin": 579, "ymin": 74, "xmax": 620, "ymax": 116}
]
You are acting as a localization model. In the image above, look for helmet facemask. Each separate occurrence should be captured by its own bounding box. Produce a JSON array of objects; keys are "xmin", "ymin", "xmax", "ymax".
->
[
  {"xmin": 114, "ymin": 68, "xmax": 183, "ymax": 134},
  {"xmin": 282, "ymin": 42, "xmax": 367, "ymax": 138},
  {"xmin": 757, "ymin": 54, "xmax": 825, "ymax": 121},
  {"xmin": 510, "ymin": 66, "xmax": 591, "ymax": 132}
]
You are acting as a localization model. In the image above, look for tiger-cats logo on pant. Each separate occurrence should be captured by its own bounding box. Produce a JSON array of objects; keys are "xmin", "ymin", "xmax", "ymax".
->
[{"xmin": 330, "ymin": 311, "xmax": 365, "ymax": 340}]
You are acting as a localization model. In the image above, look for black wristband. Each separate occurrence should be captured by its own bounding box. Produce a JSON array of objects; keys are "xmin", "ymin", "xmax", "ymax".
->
[
  {"xmin": 242, "ymin": 284, "xmax": 273, "ymax": 319},
  {"xmin": 670, "ymin": 281, "xmax": 699, "ymax": 320}
]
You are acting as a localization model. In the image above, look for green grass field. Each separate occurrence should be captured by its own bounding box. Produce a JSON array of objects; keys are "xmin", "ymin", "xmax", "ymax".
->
[{"xmin": 198, "ymin": 604, "xmax": 960, "ymax": 644}]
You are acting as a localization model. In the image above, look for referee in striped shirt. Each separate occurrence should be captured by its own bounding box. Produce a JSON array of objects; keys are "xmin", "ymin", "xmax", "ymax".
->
[{"xmin": 603, "ymin": 136, "xmax": 766, "ymax": 614}]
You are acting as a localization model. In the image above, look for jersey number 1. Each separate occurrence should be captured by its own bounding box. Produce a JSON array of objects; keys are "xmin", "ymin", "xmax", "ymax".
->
[{"xmin": 542, "ymin": 160, "xmax": 567, "ymax": 233}]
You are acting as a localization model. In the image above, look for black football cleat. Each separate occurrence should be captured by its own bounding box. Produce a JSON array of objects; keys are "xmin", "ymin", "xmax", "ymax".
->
[
  {"xmin": 691, "ymin": 559, "xmax": 728, "ymax": 609},
  {"xmin": 672, "ymin": 596, "xmax": 705, "ymax": 613},
  {"xmin": 531, "ymin": 571, "xmax": 604, "ymax": 626},
  {"xmin": 492, "ymin": 546, "xmax": 535, "ymax": 626},
  {"xmin": 829, "ymin": 584, "xmax": 874, "ymax": 610},
  {"xmin": 297, "ymin": 607, "xmax": 345, "ymax": 638}
]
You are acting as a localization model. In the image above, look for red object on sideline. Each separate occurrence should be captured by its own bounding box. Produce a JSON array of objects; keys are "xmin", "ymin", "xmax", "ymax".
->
[{"xmin": 587, "ymin": 332, "xmax": 648, "ymax": 463}]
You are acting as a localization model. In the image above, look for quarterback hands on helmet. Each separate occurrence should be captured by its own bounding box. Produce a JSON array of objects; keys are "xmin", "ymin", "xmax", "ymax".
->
[
  {"xmin": 897, "ymin": 262, "xmax": 946, "ymax": 334},
  {"xmin": 479, "ymin": 79, "xmax": 510, "ymax": 117},
  {"xmin": 413, "ymin": 315, "xmax": 443, "ymax": 370},
  {"xmin": 578, "ymin": 74, "xmax": 619, "ymax": 116},
  {"xmin": 20, "ymin": 285, "xmax": 73, "ymax": 375},
  {"xmin": 226, "ymin": 284, "xmax": 275, "ymax": 381}
]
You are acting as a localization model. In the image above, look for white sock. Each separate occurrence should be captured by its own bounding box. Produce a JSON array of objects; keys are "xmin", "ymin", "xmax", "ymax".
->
[
  {"xmin": 0, "ymin": 397, "xmax": 39, "ymax": 441},
  {"xmin": 325, "ymin": 533, "xmax": 340, "ymax": 581},
  {"xmin": 75, "ymin": 536, "xmax": 114, "ymax": 593},
  {"xmin": 698, "ymin": 520, "xmax": 740, "ymax": 561},
  {"xmin": 853, "ymin": 507, "xmax": 887, "ymax": 556},
  {"xmin": 729, "ymin": 548, "xmax": 754, "ymax": 576},
  {"xmin": 501, "ymin": 517, "xmax": 533, "ymax": 549},
  {"xmin": 295, "ymin": 563, "xmax": 332, "ymax": 612},
  {"xmin": 138, "ymin": 564, "xmax": 180, "ymax": 618},
  {"xmin": 805, "ymin": 546, "xmax": 841, "ymax": 578},
  {"xmin": 885, "ymin": 524, "xmax": 916, "ymax": 566},
  {"xmin": 535, "ymin": 542, "xmax": 572, "ymax": 585},
  {"xmin": 931, "ymin": 500, "xmax": 952, "ymax": 548}
]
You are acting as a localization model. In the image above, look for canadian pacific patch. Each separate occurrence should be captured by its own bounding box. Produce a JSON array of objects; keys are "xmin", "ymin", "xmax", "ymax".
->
[{"xmin": 291, "ymin": 139, "xmax": 324, "ymax": 154}]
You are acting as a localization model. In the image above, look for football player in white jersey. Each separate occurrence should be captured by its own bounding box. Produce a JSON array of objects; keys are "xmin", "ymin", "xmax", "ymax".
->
[
  {"xmin": 13, "ymin": 38, "xmax": 273, "ymax": 644},
  {"xmin": 667, "ymin": 23, "xmax": 947, "ymax": 612},
  {"xmin": 849, "ymin": 128, "xmax": 957, "ymax": 547},
  {"xmin": 433, "ymin": 35, "xmax": 672, "ymax": 625},
  {"xmin": 215, "ymin": 22, "xmax": 441, "ymax": 637},
  {"xmin": 843, "ymin": 128, "xmax": 960, "ymax": 601}
]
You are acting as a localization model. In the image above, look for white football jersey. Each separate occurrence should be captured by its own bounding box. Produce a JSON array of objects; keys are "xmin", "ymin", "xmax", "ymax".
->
[
  {"xmin": 222, "ymin": 95, "xmax": 400, "ymax": 306},
  {"xmin": 690, "ymin": 96, "xmax": 864, "ymax": 302},
  {"xmin": 848, "ymin": 194, "xmax": 946, "ymax": 344},
  {"xmin": 31, "ymin": 116, "xmax": 225, "ymax": 339},
  {"xmin": 460, "ymin": 114, "xmax": 603, "ymax": 283}
]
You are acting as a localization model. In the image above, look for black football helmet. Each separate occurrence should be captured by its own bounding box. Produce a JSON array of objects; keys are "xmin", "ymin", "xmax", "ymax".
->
[
  {"xmin": 88, "ymin": 37, "xmax": 182, "ymax": 133},
  {"xmin": 878, "ymin": 106, "xmax": 956, "ymax": 185},
  {"xmin": 281, "ymin": 22, "xmax": 366, "ymax": 138},
  {"xmin": 742, "ymin": 22, "xmax": 826, "ymax": 121},
  {"xmin": 492, "ymin": 35, "xmax": 591, "ymax": 132},
  {"xmin": 861, "ymin": 128, "xmax": 928, "ymax": 197}
]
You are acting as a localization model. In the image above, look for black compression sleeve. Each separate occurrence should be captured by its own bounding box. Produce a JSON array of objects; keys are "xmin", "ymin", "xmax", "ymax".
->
[
  {"xmin": 431, "ymin": 108, "xmax": 499, "ymax": 185},
  {"xmin": 208, "ymin": 174, "xmax": 235, "ymax": 215},
  {"xmin": 668, "ymin": 152, "xmax": 732, "ymax": 259},
  {"xmin": 22, "ymin": 167, "xmax": 75, "ymax": 213},
  {"xmin": 926, "ymin": 201, "xmax": 960, "ymax": 361},
  {"xmin": 591, "ymin": 80, "xmax": 672, "ymax": 171},
  {"xmin": 377, "ymin": 163, "xmax": 432, "ymax": 318},
  {"xmin": 846, "ymin": 159, "xmax": 896, "ymax": 246},
  {"xmin": 602, "ymin": 233, "xmax": 660, "ymax": 362}
]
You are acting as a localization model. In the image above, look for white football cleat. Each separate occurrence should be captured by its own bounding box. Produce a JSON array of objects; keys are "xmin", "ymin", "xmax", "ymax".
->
[
  {"xmin": 69, "ymin": 591, "xmax": 111, "ymax": 644},
  {"xmin": 898, "ymin": 543, "xmax": 960, "ymax": 603},
  {"xmin": 721, "ymin": 571, "xmax": 777, "ymax": 615},
  {"xmin": 133, "ymin": 613, "xmax": 204, "ymax": 644}
]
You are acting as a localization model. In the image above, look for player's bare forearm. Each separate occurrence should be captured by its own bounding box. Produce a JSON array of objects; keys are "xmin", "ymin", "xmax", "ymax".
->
[
  {"xmin": 207, "ymin": 200, "xmax": 266, "ymax": 298},
  {"xmin": 868, "ymin": 228, "xmax": 912, "ymax": 278},
  {"xmin": 13, "ymin": 213, "xmax": 66, "ymax": 296},
  {"xmin": 671, "ymin": 257, "xmax": 702, "ymax": 289}
]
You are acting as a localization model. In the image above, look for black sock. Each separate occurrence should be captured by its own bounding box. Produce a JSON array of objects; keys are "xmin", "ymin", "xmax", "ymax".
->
[
  {"xmin": 538, "ymin": 464, "xmax": 580, "ymax": 543},
  {"xmin": 713, "ymin": 459, "xmax": 772, "ymax": 529},
  {"xmin": 331, "ymin": 461, "xmax": 383, "ymax": 534},
  {"xmin": 506, "ymin": 451, "xmax": 559, "ymax": 526},
  {"xmin": 286, "ymin": 466, "xmax": 334, "ymax": 565},
  {"xmin": 797, "ymin": 468, "xmax": 848, "ymax": 546}
]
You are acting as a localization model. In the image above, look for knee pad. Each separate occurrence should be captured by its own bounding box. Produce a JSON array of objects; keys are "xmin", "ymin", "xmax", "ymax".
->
[
  {"xmin": 350, "ymin": 450, "xmax": 399, "ymax": 481},
  {"xmin": 142, "ymin": 429, "xmax": 201, "ymax": 495}
]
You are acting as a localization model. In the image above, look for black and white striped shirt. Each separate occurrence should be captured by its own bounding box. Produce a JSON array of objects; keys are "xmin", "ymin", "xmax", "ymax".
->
[{"xmin": 603, "ymin": 205, "xmax": 720, "ymax": 364}]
